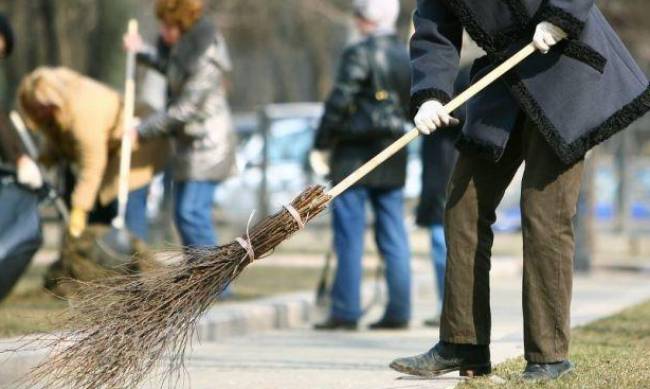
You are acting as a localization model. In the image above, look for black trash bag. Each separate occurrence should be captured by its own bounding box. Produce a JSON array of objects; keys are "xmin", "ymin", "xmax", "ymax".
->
[{"xmin": 0, "ymin": 173, "xmax": 43, "ymax": 301}]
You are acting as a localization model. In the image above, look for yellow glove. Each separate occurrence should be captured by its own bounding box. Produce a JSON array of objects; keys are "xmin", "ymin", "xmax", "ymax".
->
[{"xmin": 68, "ymin": 208, "xmax": 88, "ymax": 238}]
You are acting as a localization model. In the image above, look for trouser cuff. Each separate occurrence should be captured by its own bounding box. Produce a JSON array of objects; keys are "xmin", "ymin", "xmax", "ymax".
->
[
  {"xmin": 441, "ymin": 335, "xmax": 490, "ymax": 346},
  {"xmin": 525, "ymin": 352, "xmax": 567, "ymax": 364}
]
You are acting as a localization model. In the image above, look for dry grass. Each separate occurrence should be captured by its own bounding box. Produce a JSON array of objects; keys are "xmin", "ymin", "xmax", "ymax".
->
[
  {"xmin": 460, "ymin": 300, "xmax": 650, "ymax": 388},
  {"xmin": 0, "ymin": 266, "xmax": 67, "ymax": 338}
]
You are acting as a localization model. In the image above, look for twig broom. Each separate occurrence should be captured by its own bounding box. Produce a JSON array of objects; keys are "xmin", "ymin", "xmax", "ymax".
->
[{"xmin": 21, "ymin": 43, "xmax": 538, "ymax": 388}]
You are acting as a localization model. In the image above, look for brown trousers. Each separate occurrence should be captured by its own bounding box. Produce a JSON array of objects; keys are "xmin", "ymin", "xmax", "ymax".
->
[{"xmin": 440, "ymin": 116, "xmax": 583, "ymax": 363}]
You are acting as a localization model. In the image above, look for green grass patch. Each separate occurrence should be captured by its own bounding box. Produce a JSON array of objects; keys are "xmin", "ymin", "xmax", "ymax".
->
[
  {"xmin": 0, "ymin": 263, "xmax": 331, "ymax": 338},
  {"xmin": 0, "ymin": 265, "xmax": 68, "ymax": 337},
  {"xmin": 460, "ymin": 300, "xmax": 650, "ymax": 388}
]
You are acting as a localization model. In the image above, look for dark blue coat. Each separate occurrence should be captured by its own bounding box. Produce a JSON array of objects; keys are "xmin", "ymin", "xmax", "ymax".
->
[
  {"xmin": 416, "ymin": 67, "xmax": 469, "ymax": 226},
  {"xmin": 411, "ymin": 0, "xmax": 650, "ymax": 164}
]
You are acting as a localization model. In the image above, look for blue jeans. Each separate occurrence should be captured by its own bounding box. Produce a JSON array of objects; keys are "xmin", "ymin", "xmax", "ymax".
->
[
  {"xmin": 125, "ymin": 186, "xmax": 150, "ymax": 241},
  {"xmin": 430, "ymin": 224, "xmax": 447, "ymax": 315},
  {"xmin": 174, "ymin": 181, "xmax": 218, "ymax": 247},
  {"xmin": 174, "ymin": 181, "xmax": 232, "ymax": 297},
  {"xmin": 330, "ymin": 186, "xmax": 411, "ymax": 322},
  {"xmin": 88, "ymin": 185, "xmax": 150, "ymax": 241}
]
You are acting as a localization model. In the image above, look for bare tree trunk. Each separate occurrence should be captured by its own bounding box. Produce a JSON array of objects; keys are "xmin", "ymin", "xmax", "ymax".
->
[{"xmin": 39, "ymin": 0, "xmax": 60, "ymax": 65}]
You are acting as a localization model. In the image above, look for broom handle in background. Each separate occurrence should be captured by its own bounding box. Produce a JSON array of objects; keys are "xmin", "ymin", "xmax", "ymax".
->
[
  {"xmin": 113, "ymin": 19, "xmax": 138, "ymax": 230},
  {"xmin": 327, "ymin": 42, "xmax": 538, "ymax": 199},
  {"xmin": 9, "ymin": 111, "xmax": 40, "ymax": 158},
  {"xmin": 10, "ymin": 111, "xmax": 70, "ymax": 223}
]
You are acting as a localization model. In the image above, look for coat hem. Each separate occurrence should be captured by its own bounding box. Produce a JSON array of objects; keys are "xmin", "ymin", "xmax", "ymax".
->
[
  {"xmin": 508, "ymin": 75, "xmax": 650, "ymax": 164},
  {"xmin": 455, "ymin": 133, "xmax": 505, "ymax": 161},
  {"xmin": 410, "ymin": 88, "xmax": 452, "ymax": 120}
]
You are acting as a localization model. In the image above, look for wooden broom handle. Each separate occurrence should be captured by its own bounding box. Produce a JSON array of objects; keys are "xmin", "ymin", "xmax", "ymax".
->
[
  {"xmin": 327, "ymin": 42, "xmax": 538, "ymax": 199},
  {"xmin": 113, "ymin": 19, "xmax": 139, "ymax": 229}
]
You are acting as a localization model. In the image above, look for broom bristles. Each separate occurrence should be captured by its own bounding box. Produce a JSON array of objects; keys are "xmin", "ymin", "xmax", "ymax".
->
[{"xmin": 18, "ymin": 186, "xmax": 330, "ymax": 389}]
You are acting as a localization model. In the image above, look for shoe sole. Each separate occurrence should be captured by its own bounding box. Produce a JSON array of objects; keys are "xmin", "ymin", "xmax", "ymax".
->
[{"xmin": 389, "ymin": 361, "xmax": 492, "ymax": 378}]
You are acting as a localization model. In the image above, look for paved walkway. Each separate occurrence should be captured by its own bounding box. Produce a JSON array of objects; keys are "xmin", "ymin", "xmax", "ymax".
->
[{"xmin": 143, "ymin": 271, "xmax": 650, "ymax": 389}]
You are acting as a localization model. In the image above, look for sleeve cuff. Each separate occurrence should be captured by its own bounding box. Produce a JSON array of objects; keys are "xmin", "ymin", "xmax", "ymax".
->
[
  {"xmin": 538, "ymin": 5, "xmax": 585, "ymax": 39},
  {"xmin": 137, "ymin": 112, "xmax": 170, "ymax": 139},
  {"xmin": 136, "ymin": 122, "xmax": 150, "ymax": 139},
  {"xmin": 410, "ymin": 88, "xmax": 452, "ymax": 120}
]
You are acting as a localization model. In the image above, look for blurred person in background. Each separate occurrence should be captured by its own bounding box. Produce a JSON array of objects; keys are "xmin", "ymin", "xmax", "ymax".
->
[
  {"xmin": 0, "ymin": 13, "xmax": 12, "ymax": 61},
  {"xmin": 312, "ymin": 0, "xmax": 412, "ymax": 330},
  {"xmin": 17, "ymin": 67, "xmax": 168, "ymax": 240},
  {"xmin": 0, "ymin": 12, "xmax": 42, "ymax": 190},
  {"xmin": 124, "ymin": 0, "xmax": 237, "ymax": 251},
  {"xmin": 415, "ymin": 67, "xmax": 468, "ymax": 328}
]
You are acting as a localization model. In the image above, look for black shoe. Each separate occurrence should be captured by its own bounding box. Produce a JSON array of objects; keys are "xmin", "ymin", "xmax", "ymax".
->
[
  {"xmin": 522, "ymin": 360, "xmax": 575, "ymax": 382},
  {"xmin": 313, "ymin": 317, "xmax": 358, "ymax": 331},
  {"xmin": 368, "ymin": 318, "xmax": 409, "ymax": 330},
  {"xmin": 390, "ymin": 342, "xmax": 491, "ymax": 378}
]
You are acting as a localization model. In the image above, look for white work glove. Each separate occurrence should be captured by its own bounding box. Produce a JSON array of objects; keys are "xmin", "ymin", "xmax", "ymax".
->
[
  {"xmin": 123, "ymin": 31, "xmax": 144, "ymax": 53},
  {"xmin": 414, "ymin": 100, "xmax": 460, "ymax": 135},
  {"xmin": 533, "ymin": 22, "xmax": 568, "ymax": 54},
  {"xmin": 16, "ymin": 155, "xmax": 43, "ymax": 189},
  {"xmin": 309, "ymin": 150, "xmax": 330, "ymax": 177}
]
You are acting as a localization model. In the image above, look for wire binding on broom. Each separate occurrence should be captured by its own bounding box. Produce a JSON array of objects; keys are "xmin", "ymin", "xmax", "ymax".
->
[
  {"xmin": 15, "ymin": 185, "xmax": 330, "ymax": 389},
  {"xmin": 235, "ymin": 237, "xmax": 256, "ymax": 262},
  {"xmin": 283, "ymin": 204, "xmax": 306, "ymax": 229}
]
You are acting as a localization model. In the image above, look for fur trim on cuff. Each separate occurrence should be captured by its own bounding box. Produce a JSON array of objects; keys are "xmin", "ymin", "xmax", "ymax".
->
[
  {"xmin": 410, "ymin": 88, "xmax": 452, "ymax": 120},
  {"xmin": 456, "ymin": 133, "xmax": 505, "ymax": 161},
  {"xmin": 538, "ymin": 5, "xmax": 585, "ymax": 39}
]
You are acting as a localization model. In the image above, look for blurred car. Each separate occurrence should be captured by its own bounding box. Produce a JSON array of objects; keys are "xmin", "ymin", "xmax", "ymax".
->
[
  {"xmin": 215, "ymin": 103, "xmax": 423, "ymax": 227},
  {"xmin": 215, "ymin": 103, "xmax": 325, "ymax": 226},
  {"xmin": 489, "ymin": 156, "xmax": 650, "ymax": 233}
]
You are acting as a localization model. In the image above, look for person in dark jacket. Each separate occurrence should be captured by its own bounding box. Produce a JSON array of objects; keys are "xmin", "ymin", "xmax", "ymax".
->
[
  {"xmin": 313, "ymin": 0, "xmax": 412, "ymax": 330},
  {"xmin": 416, "ymin": 67, "xmax": 468, "ymax": 328},
  {"xmin": 0, "ymin": 13, "xmax": 13, "ymax": 60},
  {"xmin": 0, "ymin": 14, "xmax": 18, "ymax": 163},
  {"xmin": 390, "ymin": 0, "xmax": 650, "ymax": 382},
  {"xmin": 0, "ymin": 14, "xmax": 43, "ymax": 190}
]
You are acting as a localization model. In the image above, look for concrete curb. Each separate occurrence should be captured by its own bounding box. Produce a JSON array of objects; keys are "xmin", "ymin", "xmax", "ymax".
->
[
  {"xmin": 195, "ymin": 291, "xmax": 315, "ymax": 342},
  {"xmin": 595, "ymin": 263, "xmax": 650, "ymax": 274},
  {"xmin": 0, "ymin": 340, "xmax": 49, "ymax": 385},
  {"xmin": 194, "ymin": 255, "xmax": 521, "ymax": 343}
]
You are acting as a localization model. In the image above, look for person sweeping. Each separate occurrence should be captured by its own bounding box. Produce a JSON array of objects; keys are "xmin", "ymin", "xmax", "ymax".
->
[
  {"xmin": 123, "ymin": 0, "xmax": 237, "ymax": 251},
  {"xmin": 17, "ymin": 67, "xmax": 169, "ymax": 241},
  {"xmin": 389, "ymin": 0, "xmax": 650, "ymax": 382}
]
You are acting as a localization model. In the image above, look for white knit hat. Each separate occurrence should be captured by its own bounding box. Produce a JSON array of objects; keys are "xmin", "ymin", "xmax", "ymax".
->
[{"xmin": 353, "ymin": 0, "xmax": 400, "ymax": 31}]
